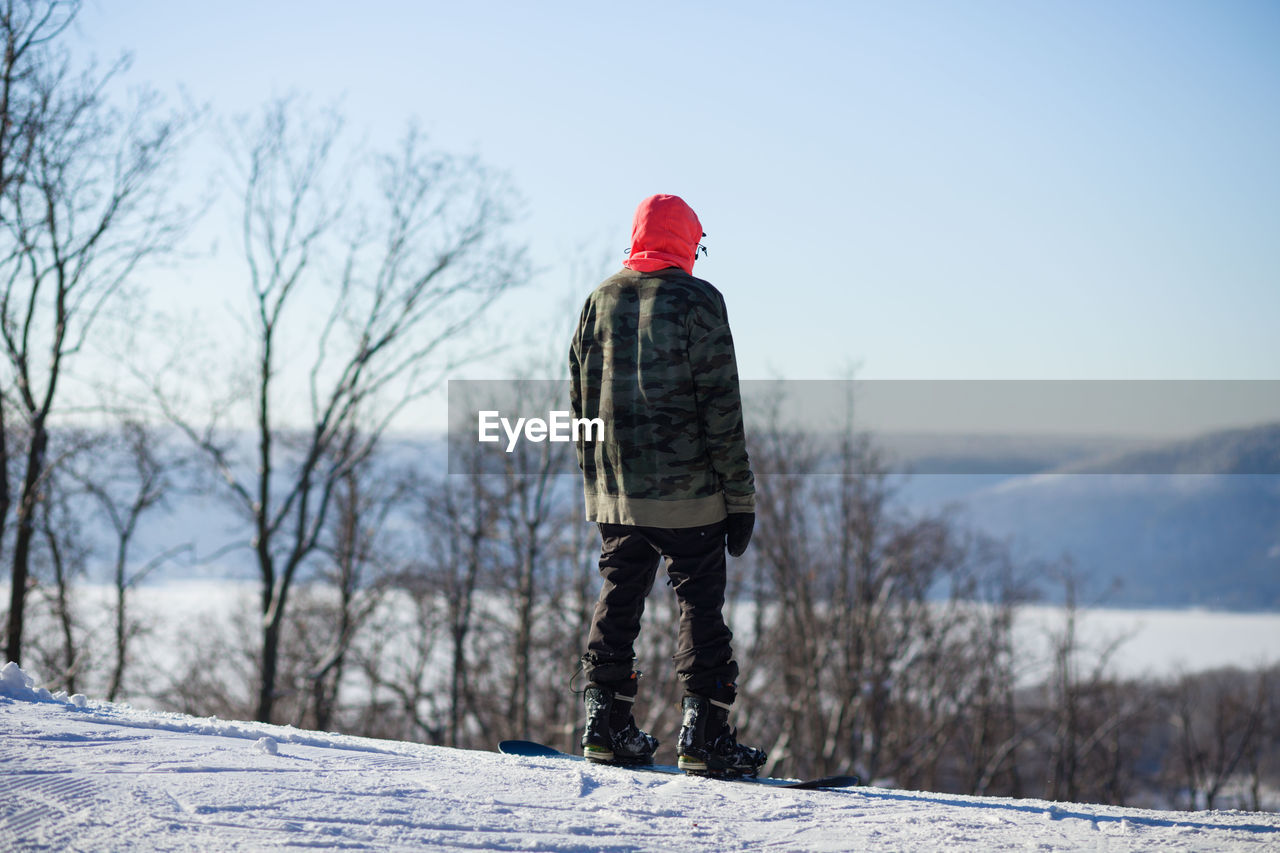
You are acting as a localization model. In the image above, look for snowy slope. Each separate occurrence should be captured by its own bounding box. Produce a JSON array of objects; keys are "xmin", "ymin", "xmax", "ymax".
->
[{"xmin": 2, "ymin": 664, "xmax": 1277, "ymax": 853}]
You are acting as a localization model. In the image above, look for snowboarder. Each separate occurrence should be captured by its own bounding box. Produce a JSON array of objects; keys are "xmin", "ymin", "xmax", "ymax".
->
[{"xmin": 568, "ymin": 193, "xmax": 766, "ymax": 777}]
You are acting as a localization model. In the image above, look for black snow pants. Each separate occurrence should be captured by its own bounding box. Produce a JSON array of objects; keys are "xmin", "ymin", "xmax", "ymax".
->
[{"xmin": 583, "ymin": 521, "xmax": 739, "ymax": 705}]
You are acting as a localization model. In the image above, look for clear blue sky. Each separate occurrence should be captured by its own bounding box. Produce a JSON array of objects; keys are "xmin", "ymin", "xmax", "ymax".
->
[{"xmin": 81, "ymin": 0, "xmax": 1280, "ymax": 389}]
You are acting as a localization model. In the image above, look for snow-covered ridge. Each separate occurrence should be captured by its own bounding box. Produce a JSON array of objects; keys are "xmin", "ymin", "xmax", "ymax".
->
[
  {"xmin": 2, "ymin": 663, "xmax": 1277, "ymax": 852},
  {"xmin": 0, "ymin": 662, "xmax": 400, "ymax": 756}
]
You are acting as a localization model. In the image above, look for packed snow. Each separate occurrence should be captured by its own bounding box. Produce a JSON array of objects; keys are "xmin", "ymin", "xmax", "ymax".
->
[{"xmin": 1, "ymin": 663, "xmax": 1276, "ymax": 852}]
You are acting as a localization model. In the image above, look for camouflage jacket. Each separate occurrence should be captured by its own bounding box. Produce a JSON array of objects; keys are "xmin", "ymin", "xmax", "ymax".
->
[{"xmin": 569, "ymin": 266, "xmax": 755, "ymax": 527}]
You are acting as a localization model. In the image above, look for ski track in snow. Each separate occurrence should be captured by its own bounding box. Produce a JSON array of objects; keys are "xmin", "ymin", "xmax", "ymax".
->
[{"xmin": 2, "ymin": 664, "xmax": 1278, "ymax": 852}]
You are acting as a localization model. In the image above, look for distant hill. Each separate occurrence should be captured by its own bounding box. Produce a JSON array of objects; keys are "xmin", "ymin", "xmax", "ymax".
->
[
  {"xmin": 889, "ymin": 424, "xmax": 1280, "ymax": 610},
  {"xmin": 58, "ymin": 423, "xmax": 1280, "ymax": 610},
  {"xmin": 1058, "ymin": 422, "xmax": 1280, "ymax": 475}
]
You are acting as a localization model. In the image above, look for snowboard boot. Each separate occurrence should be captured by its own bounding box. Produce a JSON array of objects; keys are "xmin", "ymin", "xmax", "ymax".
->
[
  {"xmin": 677, "ymin": 694, "xmax": 767, "ymax": 777},
  {"xmin": 581, "ymin": 685, "xmax": 658, "ymax": 765}
]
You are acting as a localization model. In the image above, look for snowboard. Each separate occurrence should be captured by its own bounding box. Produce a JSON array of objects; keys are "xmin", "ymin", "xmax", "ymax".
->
[{"xmin": 498, "ymin": 740, "xmax": 860, "ymax": 790}]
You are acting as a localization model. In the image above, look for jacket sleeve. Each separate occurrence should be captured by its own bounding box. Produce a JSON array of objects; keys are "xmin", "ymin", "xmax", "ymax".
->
[{"xmin": 686, "ymin": 301, "xmax": 755, "ymax": 513}]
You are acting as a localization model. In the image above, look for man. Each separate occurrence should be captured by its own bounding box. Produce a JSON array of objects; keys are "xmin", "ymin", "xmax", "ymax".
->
[{"xmin": 568, "ymin": 193, "xmax": 766, "ymax": 777}]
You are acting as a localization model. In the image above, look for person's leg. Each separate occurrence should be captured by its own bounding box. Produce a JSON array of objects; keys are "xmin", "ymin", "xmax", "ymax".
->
[
  {"xmin": 583, "ymin": 523, "xmax": 662, "ymax": 694},
  {"xmin": 649, "ymin": 521, "xmax": 765, "ymax": 776},
  {"xmin": 648, "ymin": 521, "xmax": 738, "ymax": 700},
  {"xmin": 580, "ymin": 523, "xmax": 661, "ymax": 763}
]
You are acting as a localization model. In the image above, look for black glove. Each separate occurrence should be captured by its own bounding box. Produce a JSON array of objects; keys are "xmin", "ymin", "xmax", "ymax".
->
[{"xmin": 726, "ymin": 512, "xmax": 755, "ymax": 557}]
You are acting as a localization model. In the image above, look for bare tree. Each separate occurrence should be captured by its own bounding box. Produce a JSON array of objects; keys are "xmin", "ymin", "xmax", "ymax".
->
[
  {"xmin": 743, "ymin": 385, "xmax": 977, "ymax": 783},
  {"xmin": 950, "ymin": 537, "xmax": 1035, "ymax": 797},
  {"xmin": 422, "ymin": 436, "xmax": 501, "ymax": 747},
  {"xmin": 67, "ymin": 420, "xmax": 188, "ymax": 700},
  {"xmin": 0, "ymin": 0, "xmax": 76, "ymax": 215},
  {"xmin": 386, "ymin": 374, "xmax": 576, "ymax": 750},
  {"xmin": 284, "ymin": 431, "xmax": 408, "ymax": 731},
  {"xmin": 30, "ymin": 447, "xmax": 90, "ymax": 691},
  {"xmin": 1037, "ymin": 567, "xmax": 1146, "ymax": 804},
  {"xmin": 1168, "ymin": 666, "xmax": 1271, "ymax": 810},
  {"xmin": 0, "ymin": 0, "xmax": 191, "ymax": 664},
  {"xmin": 155, "ymin": 98, "xmax": 524, "ymax": 722},
  {"xmin": 351, "ymin": 444, "xmax": 498, "ymax": 748},
  {"xmin": 0, "ymin": 0, "xmax": 73, "ymax": 590},
  {"xmin": 353, "ymin": 578, "xmax": 447, "ymax": 742},
  {"xmin": 1243, "ymin": 665, "xmax": 1280, "ymax": 813},
  {"xmin": 491, "ymin": 379, "xmax": 574, "ymax": 739},
  {"xmin": 13, "ymin": 421, "xmax": 185, "ymax": 697}
]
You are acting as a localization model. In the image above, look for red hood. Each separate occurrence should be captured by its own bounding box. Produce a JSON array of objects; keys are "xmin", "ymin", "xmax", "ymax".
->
[{"xmin": 623, "ymin": 194, "xmax": 702, "ymax": 275}]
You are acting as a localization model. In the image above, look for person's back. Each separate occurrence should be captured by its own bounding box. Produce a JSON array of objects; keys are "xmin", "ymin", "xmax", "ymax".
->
[
  {"xmin": 571, "ymin": 266, "xmax": 754, "ymax": 528},
  {"xmin": 569, "ymin": 194, "xmax": 765, "ymax": 777}
]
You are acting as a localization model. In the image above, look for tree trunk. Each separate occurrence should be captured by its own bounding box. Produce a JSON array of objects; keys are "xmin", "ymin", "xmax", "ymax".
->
[
  {"xmin": 258, "ymin": 601, "xmax": 282, "ymax": 723},
  {"xmin": 6, "ymin": 419, "xmax": 47, "ymax": 664},
  {"xmin": 108, "ymin": 536, "xmax": 130, "ymax": 702},
  {"xmin": 0, "ymin": 402, "xmax": 10, "ymax": 594}
]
